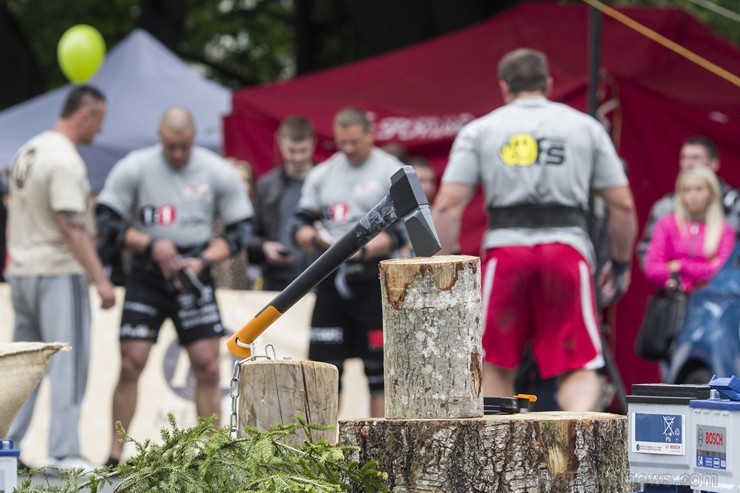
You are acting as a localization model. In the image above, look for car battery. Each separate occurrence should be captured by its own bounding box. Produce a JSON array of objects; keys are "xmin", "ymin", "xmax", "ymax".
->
[
  {"xmin": 628, "ymin": 383, "xmax": 711, "ymax": 485},
  {"xmin": 689, "ymin": 376, "xmax": 740, "ymax": 491},
  {"xmin": 0, "ymin": 439, "xmax": 19, "ymax": 493}
]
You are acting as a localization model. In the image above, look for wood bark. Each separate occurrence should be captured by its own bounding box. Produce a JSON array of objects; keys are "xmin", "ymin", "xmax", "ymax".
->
[
  {"xmin": 380, "ymin": 255, "xmax": 482, "ymax": 419},
  {"xmin": 340, "ymin": 412, "xmax": 629, "ymax": 493},
  {"xmin": 237, "ymin": 360, "xmax": 338, "ymax": 443}
]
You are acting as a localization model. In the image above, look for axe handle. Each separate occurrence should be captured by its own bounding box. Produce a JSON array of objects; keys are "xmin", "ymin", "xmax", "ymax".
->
[{"xmin": 227, "ymin": 196, "xmax": 397, "ymax": 358}]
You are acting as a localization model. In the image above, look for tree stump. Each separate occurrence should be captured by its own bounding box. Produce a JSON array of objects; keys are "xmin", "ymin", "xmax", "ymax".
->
[
  {"xmin": 340, "ymin": 412, "xmax": 629, "ymax": 492},
  {"xmin": 237, "ymin": 360, "xmax": 338, "ymax": 443},
  {"xmin": 380, "ymin": 255, "xmax": 482, "ymax": 419}
]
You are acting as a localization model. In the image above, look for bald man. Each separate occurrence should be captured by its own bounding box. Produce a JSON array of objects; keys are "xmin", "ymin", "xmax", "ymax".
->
[{"xmin": 96, "ymin": 107, "xmax": 253, "ymax": 466}]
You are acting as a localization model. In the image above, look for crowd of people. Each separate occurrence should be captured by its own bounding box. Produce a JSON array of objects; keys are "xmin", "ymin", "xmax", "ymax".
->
[{"xmin": 3, "ymin": 47, "xmax": 737, "ymax": 470}]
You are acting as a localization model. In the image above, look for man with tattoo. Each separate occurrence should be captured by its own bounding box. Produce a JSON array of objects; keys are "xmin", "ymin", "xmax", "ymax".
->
[{"xmin": 6, "ymin": 85, "xmax": 116, "ymax": 470}]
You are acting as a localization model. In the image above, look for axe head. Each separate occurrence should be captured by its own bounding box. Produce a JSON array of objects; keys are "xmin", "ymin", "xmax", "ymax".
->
[{"xmin": 390, "ymin": 166, "xmax": 441, "ymax": 257}]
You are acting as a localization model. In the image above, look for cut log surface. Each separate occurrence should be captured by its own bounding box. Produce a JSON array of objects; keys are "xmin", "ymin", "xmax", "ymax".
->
[
  {"xmin": 340, "ymin": 412, "xmax": 629, "ymax": 493},
  {"xmin": 380, "ymin": 255, "xmax": 482, "ymax": 419},
  {"xmin": 237, "ymin": 359, "xmax": 338, "ymax": 442}
]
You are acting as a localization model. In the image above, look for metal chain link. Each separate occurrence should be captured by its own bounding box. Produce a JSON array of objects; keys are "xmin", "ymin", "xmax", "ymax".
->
[
  {"xmin": 228, "ymin": 340, "xmax": 289, "ymax": 437},
  {"xmin": 229, "ymin": 358, "xmax": 243, "ymax": 437}
]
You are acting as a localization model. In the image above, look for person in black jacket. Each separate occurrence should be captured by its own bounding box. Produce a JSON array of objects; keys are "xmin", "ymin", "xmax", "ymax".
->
[{"xmin": 245, "ymin": 116, "xmax": 317, "ymax": 291}]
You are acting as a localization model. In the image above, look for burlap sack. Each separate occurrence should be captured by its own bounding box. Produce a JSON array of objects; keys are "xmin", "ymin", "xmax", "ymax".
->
[{"xmin": 0, "ymin": 342, "xmax": 68, "ymax": 437}]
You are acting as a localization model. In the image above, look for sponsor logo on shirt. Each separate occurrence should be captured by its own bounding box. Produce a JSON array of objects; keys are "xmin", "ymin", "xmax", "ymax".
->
[
  {"xmin": 354, "ymin": 179, "xmax": 382, "ymax": 196},
  {"xmin": 11, "ymin": 147, "xmax": 37, "ymax": 189},
  {"xmin": 183, "ymin": 183, "xmax": 210, "ymax": 198},
  {"xmin": 328, "ymin": 202, "xmax": 351, "ymax": 222},
  {"xmin": 141, "ymin": 204, "xmax": 177, "ymax": 226},
  {"xmin": 500, "ymin": 133, "xmax": 565, "ymax": 166}
]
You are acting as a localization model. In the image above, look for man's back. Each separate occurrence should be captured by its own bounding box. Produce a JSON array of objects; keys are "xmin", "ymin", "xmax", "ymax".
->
[{"xmin": 445, "ymin": 97, "xmax": 627, "ymax": 262}]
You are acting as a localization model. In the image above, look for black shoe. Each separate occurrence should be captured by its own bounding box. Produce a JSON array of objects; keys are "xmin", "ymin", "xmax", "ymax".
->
[
  {"xmin": 105, "ymin": 457, "xmax": 120, "ymax": 468},
  {"xmin": 17, "ymin": 458, "xmax": 29, "ymax": 473}
]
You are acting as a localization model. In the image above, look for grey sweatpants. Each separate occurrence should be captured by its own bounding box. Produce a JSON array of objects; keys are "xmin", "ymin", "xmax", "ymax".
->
[{"xmin": 8, "ymin": 275, "xmax": 91, "ymax": 460}]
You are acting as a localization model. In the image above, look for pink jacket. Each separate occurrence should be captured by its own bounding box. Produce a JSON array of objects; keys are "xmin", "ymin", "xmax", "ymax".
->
[{"xmin": 644, "ymin": 215, "xmax": 736, "ymax": 291}]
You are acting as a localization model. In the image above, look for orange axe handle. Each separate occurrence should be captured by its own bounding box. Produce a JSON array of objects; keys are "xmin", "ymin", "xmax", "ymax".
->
[{"xmin": 226, "ymin": 305, "xmax": 283, "ymax": 358}]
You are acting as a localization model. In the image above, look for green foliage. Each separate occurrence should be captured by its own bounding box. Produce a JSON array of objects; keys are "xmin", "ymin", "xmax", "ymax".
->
[
  {"xmin": 6, "ymin": 0, "xmax": 140, "ymax": 90},
  {"xmin": 5, "ymin": 0, "xmax": 295, "ymax": 91},
  {"xmin": 608, "ymin": 0, "xmax": 740, "ymax": 44},
  {"xmin": 17, "ymin": 415, "xmax": 389, "ymax": 493},
  {"xmin": 4, "ymin": 0, "xmax": 736, "ymax": 97},
  {"xmin": 184, "ymin": 0, "xmax": 295, "ymax": 88}
]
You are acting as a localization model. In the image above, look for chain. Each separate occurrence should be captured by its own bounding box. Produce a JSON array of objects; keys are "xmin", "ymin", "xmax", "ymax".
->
[
  {"xmin": 229, "ymin": 340, "xmax": 290, "ymax": 437},
  {"xmin": 229, "ymin": 358, "xmax": 243, "ymax": 437}
]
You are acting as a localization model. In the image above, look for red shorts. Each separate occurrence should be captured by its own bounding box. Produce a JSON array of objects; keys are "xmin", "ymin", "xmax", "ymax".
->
[{"xmin": 481, "ymin": 244, "xmax": 603, "ymax": 378}]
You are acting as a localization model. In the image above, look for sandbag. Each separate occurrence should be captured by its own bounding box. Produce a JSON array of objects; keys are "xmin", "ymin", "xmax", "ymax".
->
[{"xmin": 0, "ymin": 342, "xmax": 68, "ymax": 437}]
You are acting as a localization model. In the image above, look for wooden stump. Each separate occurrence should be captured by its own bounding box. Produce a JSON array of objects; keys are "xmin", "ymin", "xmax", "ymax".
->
[
  {"xmin": 380, "ymin": 255, "xmax": 482, "ymax": 419},
  {"xmin": 237, "ymin": 360, "xmax": 338, "ymax": 443},
  {"xmin": 340, "ymin": 412, "xmax": 629, "ymax": 493}
]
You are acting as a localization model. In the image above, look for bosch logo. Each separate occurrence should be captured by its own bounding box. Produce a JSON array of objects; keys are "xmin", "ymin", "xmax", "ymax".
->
[
  {"xmin": 141, "ymin": 204, "xmax": 177, "ymax": 226},
  {"xmin": 705, "ymin": 432, "xmax": 723, "ymax": 447}
]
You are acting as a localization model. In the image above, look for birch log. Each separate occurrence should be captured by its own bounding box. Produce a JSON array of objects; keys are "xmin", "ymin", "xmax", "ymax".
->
[
  {"xmin": 340, "ymin": 412, "xmax": 629, "ymax": 493},
  {"xmin": 380, "ymin": 255, "xmax": 482, "ymax": 418},
  {"xmin": 237, "ymin": 360, "xmax": 338, "ymax": 443}
]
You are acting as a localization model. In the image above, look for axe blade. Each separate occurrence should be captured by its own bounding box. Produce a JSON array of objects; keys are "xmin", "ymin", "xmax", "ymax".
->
[
  {"xmin": 390, "ymin": 166, "xmax": 441, "ymax": 257},
  {"xmin": 405, "ymin": 204, "xmax": 441, "ymax": 257}
]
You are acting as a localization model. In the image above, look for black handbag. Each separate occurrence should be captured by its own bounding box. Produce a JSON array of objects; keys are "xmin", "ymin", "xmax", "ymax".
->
[{"xmin": 634, "ymin": 275, "xmax": 688, "ymax": 361}]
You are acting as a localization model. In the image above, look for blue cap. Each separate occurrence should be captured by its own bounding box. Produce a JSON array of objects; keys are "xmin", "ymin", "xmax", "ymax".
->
[{"xmin": 0, "ymin": 439, "xmax": 20, "ymax": 457}]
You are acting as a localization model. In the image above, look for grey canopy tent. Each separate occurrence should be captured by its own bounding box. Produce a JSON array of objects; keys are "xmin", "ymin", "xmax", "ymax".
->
[{"xmin": 0, "ymin": 29, "xmax": 231, "ymax": 192}]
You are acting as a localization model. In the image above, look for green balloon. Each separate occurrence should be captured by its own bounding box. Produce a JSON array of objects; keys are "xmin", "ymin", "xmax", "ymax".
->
[{"xmin": 57, "ymin": 25, "xmax": 106, "ymax": 83}]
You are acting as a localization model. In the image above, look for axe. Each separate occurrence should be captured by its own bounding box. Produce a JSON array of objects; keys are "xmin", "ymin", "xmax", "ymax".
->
[{"xmin": 227, "ymin": 165, "xmax": 441, "ymax": 358}]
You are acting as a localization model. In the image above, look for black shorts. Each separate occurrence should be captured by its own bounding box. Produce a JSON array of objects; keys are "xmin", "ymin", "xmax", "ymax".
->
[
  {"xmin": 308, "ymin": 271, "xmax": 384, "ymax": 395},
  {"xmin": 120, "ymin": 268, "xmax": 225, "ymax": 346}
]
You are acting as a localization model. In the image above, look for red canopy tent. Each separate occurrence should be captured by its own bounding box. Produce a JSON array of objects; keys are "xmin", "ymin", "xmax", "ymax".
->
[{"xmin": 224, "ymin": 1, "xmax": 740, "ymax": 394}]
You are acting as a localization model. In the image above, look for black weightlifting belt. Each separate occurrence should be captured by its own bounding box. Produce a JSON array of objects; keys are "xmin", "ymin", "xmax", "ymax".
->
[{"xmin": 487, "ymin": 204, "xmax": 588, "ymax": 231}]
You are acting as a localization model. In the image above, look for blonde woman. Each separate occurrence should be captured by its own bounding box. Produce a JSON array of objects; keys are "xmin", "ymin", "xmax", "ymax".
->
[{"xmin": 644, "ymin": 166, "xmax": 735, "ymax": 291}]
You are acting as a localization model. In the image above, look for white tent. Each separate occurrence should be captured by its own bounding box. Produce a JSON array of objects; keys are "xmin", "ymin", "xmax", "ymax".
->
[{"xmin": 0, "ymin": 29, "xmax": 231, "ymax": 191}]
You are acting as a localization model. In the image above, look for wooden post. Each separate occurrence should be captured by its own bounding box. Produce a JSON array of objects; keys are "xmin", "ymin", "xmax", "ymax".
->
[
  {"xmin": 237, "ymin": 360, "xmax": 338, "ymax": 443},
  {"xmin": 340, "ymin": 412, "xmax": 629, "ymax": 492},
  {"xmin": 380, "ymin": 255, "xmax": 482, "ymax": 418}
]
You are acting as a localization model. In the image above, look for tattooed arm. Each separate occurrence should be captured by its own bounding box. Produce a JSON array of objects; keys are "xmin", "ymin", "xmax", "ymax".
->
[{"xmin": 57, "ymin": 210, "xmax": 116, "ymax": 309}]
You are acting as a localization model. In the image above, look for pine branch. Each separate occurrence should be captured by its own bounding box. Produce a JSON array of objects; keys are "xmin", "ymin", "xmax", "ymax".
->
[{"xmin": 17, "ymin": 415, "xmax": 389, "ymax": 493}]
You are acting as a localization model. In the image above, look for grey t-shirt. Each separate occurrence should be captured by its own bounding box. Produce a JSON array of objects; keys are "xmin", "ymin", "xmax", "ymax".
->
[
  {"xmin": 97, "ymin": 145, "xmax": 253, "ymax": 248},
  {"xmin": 299, "ymin": 148, "xmax": 403, "ymax": 239},
  {"xmin": 442, "ymin": 97, "xmax": 628, "ymax": 262}
]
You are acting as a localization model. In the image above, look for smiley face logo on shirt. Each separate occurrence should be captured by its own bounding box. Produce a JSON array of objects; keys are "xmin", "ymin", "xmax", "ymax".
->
[{"xmin": 500, "ymin": 133, "xmax": 539, "ymax": 166}]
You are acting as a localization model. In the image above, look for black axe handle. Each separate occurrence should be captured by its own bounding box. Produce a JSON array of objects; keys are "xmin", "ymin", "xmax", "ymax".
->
[{"xmin": 227, "ymin": 194, "xmax": 399, "ymax": 358}]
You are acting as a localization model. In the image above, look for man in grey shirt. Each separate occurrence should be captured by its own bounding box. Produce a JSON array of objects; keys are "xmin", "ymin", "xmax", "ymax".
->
[
  {"xmin": 291, "ymin": 107, "xmax": 406, "ymax": 417},
  {"xmin": 96, "ymin": 107, "xmax": 253, "ymax": 465},
  {"xmin": 433, "ymin": 49, "xmax": 637, "ymax": 412}
]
